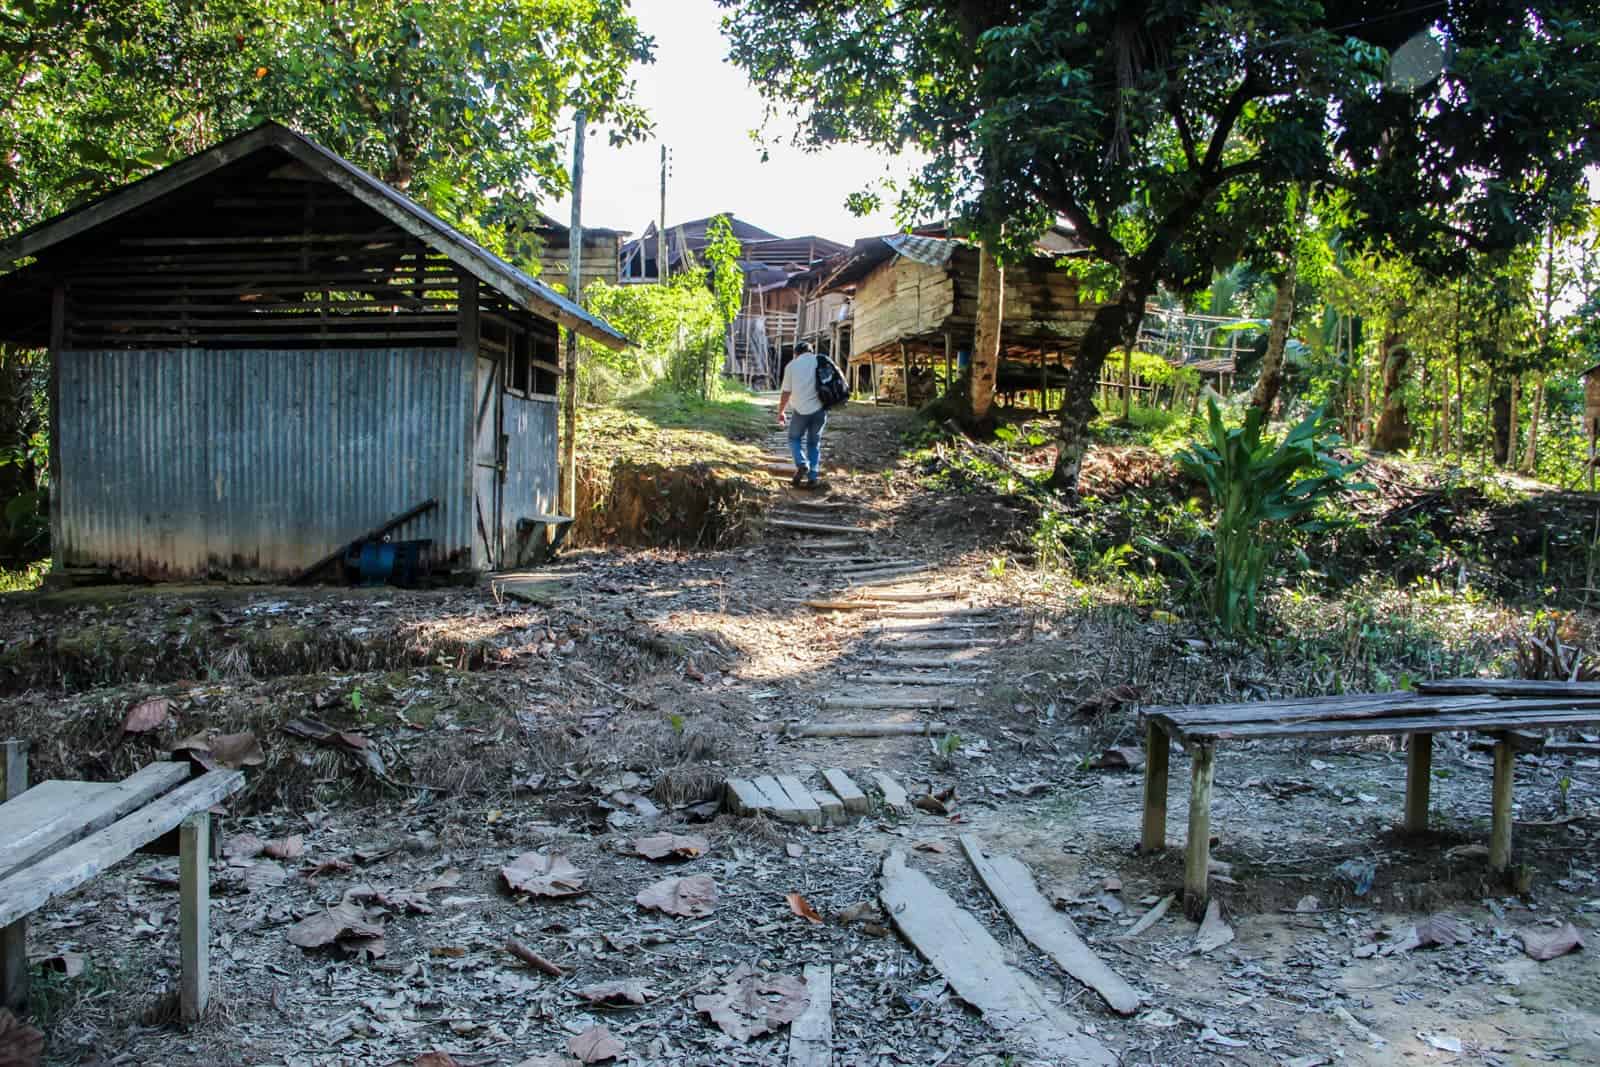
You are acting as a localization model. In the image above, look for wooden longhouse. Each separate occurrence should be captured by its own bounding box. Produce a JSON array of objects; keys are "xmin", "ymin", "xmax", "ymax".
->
[
  {"xmin": 0, "ymin": 122, "xmax": 629, "ymax": 581},
  {"xmin": 532, "ymin": 213, "xmax": 628, "ymax": 291}
]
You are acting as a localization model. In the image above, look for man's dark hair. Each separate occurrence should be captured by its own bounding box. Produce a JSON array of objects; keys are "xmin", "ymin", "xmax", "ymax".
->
[{"xmin": 795, "ymin": 341, "xmax": 812, "ymax": 354}]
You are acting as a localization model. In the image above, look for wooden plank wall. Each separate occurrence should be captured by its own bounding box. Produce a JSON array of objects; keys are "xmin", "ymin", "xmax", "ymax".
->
[{"xmin": 850, "ymin": 258, "xmax": 955, "ymax": 358}]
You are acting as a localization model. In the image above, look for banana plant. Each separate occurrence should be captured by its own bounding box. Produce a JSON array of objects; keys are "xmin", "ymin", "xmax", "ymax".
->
[{"xmin": 1176, "ymin": 399, "xmax": 1370, "ymax": 634}]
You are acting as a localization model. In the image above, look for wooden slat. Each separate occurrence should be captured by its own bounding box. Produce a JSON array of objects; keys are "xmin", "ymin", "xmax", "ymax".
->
[
  {"xmin": 879, "ymin": 851, "xmax": 1115, "ymax": 1065},
  {"xmin": 179, "ymin": 813, "xmax": 210, "ymax": 1022},
  {"xmin": 1143, "ymin": 691, "xmax": 1478, "ymax": 725},
  {"xmin": 1417, "ymin": 679, "xmax": 1600, "ymax": 698},
  {"xmin": 958, "ymin": 834, "xmax": 1141, "ymax": 1015},
  {"xmin": 1157, "ymin": 702, "xmax": 1600, "ymax": 744},
  {"xmin": 0, "ymin": 762, "xmax": 191, "ymax": 880},
  {"xmin": 821, "ymin": 769, "xmax": 869, "ymax": 815},
  {"xmin": 788, "ymin": 963, "xmax": 833, "ymax": 1067},
  {"xmin": 1, "ymin": 741, "xmax": 26, "ymax": 1010},
  {"xmin": 0, "ymin": 771, "xmax": 244, "ymax": 930}
]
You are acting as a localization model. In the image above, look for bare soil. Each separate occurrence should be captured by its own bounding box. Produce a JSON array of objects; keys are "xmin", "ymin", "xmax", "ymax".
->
[{"xmin": 3, "ymin": 399, "xmax": 1597, "ymax": 1067}]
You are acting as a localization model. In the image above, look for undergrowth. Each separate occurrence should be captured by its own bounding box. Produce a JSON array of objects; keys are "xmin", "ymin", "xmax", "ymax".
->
[{"xmin": 0, "ymin": 558, "xmax": 47, "ymax": 592}]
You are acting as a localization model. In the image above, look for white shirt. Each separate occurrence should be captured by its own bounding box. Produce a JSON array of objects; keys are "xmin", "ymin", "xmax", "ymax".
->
[{"xmin": 780, "ymin": 352, "xmax": 823, "ymax": 416}]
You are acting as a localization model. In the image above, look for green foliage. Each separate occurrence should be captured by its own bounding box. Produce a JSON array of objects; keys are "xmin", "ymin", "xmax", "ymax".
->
[
  {"xmin": 0, "ymin": 559, "xmax": 47, "ymax": 593},
  {"xmin": 1176, "ymin": 400, "xmax": 1370, "ymax": 634},
  {"xmin": 0, "ymin": 1, "xmax": 654, "ymax": 257}
]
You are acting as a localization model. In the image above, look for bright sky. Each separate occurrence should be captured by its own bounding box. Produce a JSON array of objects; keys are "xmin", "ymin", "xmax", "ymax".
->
[{"xmin": 545, "ymin": 0, "xmax": 918, "ymax": 245}]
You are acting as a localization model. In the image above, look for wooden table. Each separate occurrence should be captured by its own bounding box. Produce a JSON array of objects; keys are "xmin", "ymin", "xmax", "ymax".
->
[
  {"xmin": 0, "ymin": 741, "xmax": 244, "ymax": 1020},
  {"xmin": 1137, "ymin": 680, "xmax": 1600, "ymax": 918}
]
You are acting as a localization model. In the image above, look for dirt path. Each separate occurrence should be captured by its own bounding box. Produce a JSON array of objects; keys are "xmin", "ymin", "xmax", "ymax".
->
[{"xmin": 5, "ymin": 399, "xmax": 1599, "ymax": 1066}]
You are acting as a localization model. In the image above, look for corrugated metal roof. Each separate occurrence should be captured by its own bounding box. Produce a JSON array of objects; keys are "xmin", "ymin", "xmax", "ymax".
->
[
  {"xmin": 0, "ymin": 122, "xmax": 630, "ymax": 350},
  {"xmin": 884, "ymin": 234, "xmax": 956, "ymax": 267}
]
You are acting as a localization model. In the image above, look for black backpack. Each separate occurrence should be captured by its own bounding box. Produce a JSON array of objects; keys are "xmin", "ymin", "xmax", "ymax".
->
[{"xmin": 814, "ymin": 354, "xmax": 849, "ymax": 409}]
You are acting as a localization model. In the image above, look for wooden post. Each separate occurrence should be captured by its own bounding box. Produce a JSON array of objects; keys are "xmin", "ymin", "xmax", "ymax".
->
[
  {"xmin": 1140, "ymin": 721, "xmax": 1169, "ymax": 853},
  {"xmin": 1121, "ymin": 342, "xmax": 1134, "ymax": 421},
  {"xmin": 943, "ymin": 332, "xmax": 953, "ymax": 396},
  {"xmin": 1038, "ymin": 348, "xmax": 1048, "ymax": 414},
  {"xmin": 1404, "ymin": 733, "xmax": 1432, "ymax": 834},
  {"xmin": 1183, "ymin": 742, "xmax": 1215, "ymax": 920},
  {"xmin": 657, "ymin": 144, "xmax": 669, "ymax": 282},
  {"xmin": 1, "ymin": 740, "xmax": 26, "ymax": 1010},
  {"xmin": 179, "ymin": 812, "xmax": 210, "ymax": 1023},
  {"xmin": 899, "ymin": 342, "xmax": 911, "ymax": 407},
  {"xmin": 560, "ymin": 110, "xmax": 587, "ymax": 519},
  {"xmin": 971, "ymin": 240, "xmax": 1002, "ymax": 419},
  {"xmin": 1489, "ymin": 736, "xmax": 1515, "ymax": 873},
  {"xmin": 48, "ymin": 285, "xmax": 64, "ymax": 573}
]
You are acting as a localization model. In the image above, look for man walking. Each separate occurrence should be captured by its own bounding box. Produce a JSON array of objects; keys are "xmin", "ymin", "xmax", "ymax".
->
[{"xmin": 777, "ymin": 342, "xmax": 827, "ymax": 488}]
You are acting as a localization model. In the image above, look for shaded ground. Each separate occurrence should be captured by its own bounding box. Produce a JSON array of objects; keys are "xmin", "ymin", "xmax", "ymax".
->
[{"xmin": 2, "ymin": 398, "xmax": 1598, "ymax": 1066}]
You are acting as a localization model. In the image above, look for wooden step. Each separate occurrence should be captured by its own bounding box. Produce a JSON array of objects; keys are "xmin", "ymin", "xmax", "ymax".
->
[
  {"xmin": 770, "ymin": 518, "xmax": 862, "ymax": 535},
  {"xmin": 821, "ymin": 694, "xmax": 968, "ymax": 710}
]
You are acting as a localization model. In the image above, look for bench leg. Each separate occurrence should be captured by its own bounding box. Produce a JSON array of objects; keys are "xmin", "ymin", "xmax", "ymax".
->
[
  {"xmin": 1404, "ymin": 732, "xmax": 1433, "ymax": 834},
  {"xmin": 1183, "ymin": 741, "xmax": 1215, "ymax": 921},
  {"xmin": 2, "ymin": 739, "xmax": 27, "ymax": 1011},
  {"xmin": 179, "ymin": 812, "xmax": 210, "ymax": 1023},
  {"xmin": 1490, "ymin": 736, "xmax": 1515, "ymax": 874},
  {"xmin": 1140, "ymin": 721, "xmax": 1170, "ymax": 853}
]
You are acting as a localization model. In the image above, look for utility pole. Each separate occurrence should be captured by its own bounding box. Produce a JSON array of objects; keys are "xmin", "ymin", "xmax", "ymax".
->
[
  {"xmin": 657, "ymin": 144, "xmax": 669, "ymax": 283},
  {"xmin": 560, "ymin": 110, "xmax": 586, "ymax": 519}
]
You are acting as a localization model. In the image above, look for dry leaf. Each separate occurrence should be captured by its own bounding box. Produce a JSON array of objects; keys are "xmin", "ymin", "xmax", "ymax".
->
[
  {"xmin": 416, "ymin": 868, "xmax": 462, "ymax": 892},
  {"xmin": 786, "ymin": 892, "xmax": 824, "ymax": 924},
  {"xmin": 1194, "ymin": 899, "xmax": 1234, "ymax": 954},
  {"xmin": 632, "ymin": 833, "xmax": 708, "ymax": 862},
  {"xmin": 575, "ymin": 980, "xmax": 654, "ymax": 1006},
  {"xmin": 209, "ymin": 731, "xmax": 265, "ymax": 768},
  {"xmin": 1076, "ymin": 684, "xmax": 1145, "ymax": 715},
  {"xmin": 1390, "ymin": 912, "xmax": 1469, "ymax": 954},
  {"xmin": 834, "ymin": 900, "xmax": 879, "ymax": 925},
  {"xmin": 285, "ymin": 901, "xmax": 383, "ymax": 953},
  {"xmin": 0, "ymin": 1009, "xmax": 44, "ymax": 1067},
  {"xmin": 567, "ymin": 1025, "xmax": 623, "ymax": 1063},
  {"xmin": 415, "ymin": 1054, "xmax": 459, "ymax": 1067},
  {"xmin": 912, "ymin": 840, "xmax": 947, "ymax": 853},
  {"xmin": 692, "ymin": 963, "xmax": 810, "ymax": 1042},
  {"xmin": 1088, "ymin": 746, "xmax": 1145, "ymax": 771},
  {"xmin": 785, "ymin": 842, "xmax": 804, "ymax": 858},
  {"xmin": 636, "ymin": 874, "xmax": 717, "ymax": 917},
  {"xmin": 241, "ymin": 859, "xmax": 287, "ymax": 893},
  {"xmin": 263, "ymin": 834, "xmax": 304, "ymax": 860},
  {"xmin": 511, "ymin": 1058, "xmax": 580, "ymax": 1067},
  {"xmin": 224, "ymin": 833, "xmax": 266, "ymax": 860},
  {"xmin": 122, "ymin": 697, "xmax": 172, "ymax": 734},
  {"xmin": 1521, "ymin": 922, "xmax": 1585, "ymax": 961},
  {"xmin": 501, "ymin": 852, "xmax": 588, "ymax": 898}
]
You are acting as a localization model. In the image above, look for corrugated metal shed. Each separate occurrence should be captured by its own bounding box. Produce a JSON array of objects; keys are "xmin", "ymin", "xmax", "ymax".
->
[{"xmin": 56, "ymin": 349, "xmax": 473, "ymax": 578}]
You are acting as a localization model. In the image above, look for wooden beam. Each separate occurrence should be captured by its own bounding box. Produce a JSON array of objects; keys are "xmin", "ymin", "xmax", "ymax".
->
[
  {"xmin": 1, "ymin": 740, "xmax": 26, "ymax": 1010},
  {"xmin": 1490, "ymin": 736, "xmax": 1515, "ymax": 873},
  {"xmin": 48, "ymin": 286, "xmax": 63, "ymax": 574},
  {"xmin": 1183, "ymin": 742, "xmax": 1215, "ymax": 920},
  {"xmin": 1404, "ymin": 733, "xmax": 1432, "ymax": 834},
  {"xmin": 179, "ymin": 812, "xmax": 210, "ymax": 1022},
  {"xmin": 1141, "ymin": 721, "xmax": 1169, "ymax": 853},
  {"xmin": 787, "ymin": 963, "xmax": 833, "ymax": 1067}
]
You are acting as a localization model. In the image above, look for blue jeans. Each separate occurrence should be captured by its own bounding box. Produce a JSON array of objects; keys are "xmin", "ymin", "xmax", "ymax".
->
[{"xmin": 787, "ymin": 408, "xmax": 827, "ymax": 480}]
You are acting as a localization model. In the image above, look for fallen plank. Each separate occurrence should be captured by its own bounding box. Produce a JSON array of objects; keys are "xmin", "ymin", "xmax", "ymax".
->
[
  {"xmin": 844, "ymin": 673, "xmax": 973, "ymax": 686},
  {"xmin": 880, "ymin": 637, "xmax": 1000, "ymax": 649},
  {"xmin": 811, "ymin": 789, "xmax": 846, "ymax": 824},
  {"xmin": 1117, "ymin": 893, "xmax": 1174, "ymax": 940},
  {"xmin": 725, "ymin": 779, "xmax": 767, "ymax": 817},
  {"xmin": 752, "ymin": 775, "xmax": 808, "ymax": 824},
  {"xmin": 769, "ymin": 721, "xmax": 954, "ymax": 738},
  {"xmin": 878, "ymin": 851, "xmax": 1115, "ymax": 1064},
  {"xmin": 821, "ymin": 769, "xmax": 870, "ymax": 814},
  {"xmin": 820, "ymin": 695, "xmax": 964, "ymax": 711},
  {"xmin": 769, "ymin": 519, "xmax": 863, "ymax": 535},
  {"xmin": 787, "ymin": 963, "xmax": 833, "ymax": 1067},
  {"xmin": 846, "ymin": 589, "xmax": 966, "ymax": 603},
  {"xmin": 775, "ymin": 775, "xmax": 824, "ymax": 827},
  {"xmin": 958, "ymin": 835, "xmax": 1141, "ymax": 1015},
  {"xmin": 791, "ymin": 539, "xmax": 869, "ymax": 551},
  {"xmin": 873, "ymin": 773, "xmax": 912, "ymax": 815},
  {"xmin": 859, "ymin": 655, "xmax": 977, "ymax": 668},
  {"xmin": 871, "ymin": 619, "xmax": 1006, "ymax": 632}
]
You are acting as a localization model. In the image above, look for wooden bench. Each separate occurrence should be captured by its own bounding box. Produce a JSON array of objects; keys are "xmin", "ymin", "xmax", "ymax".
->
[
  {"xmin": 1138, "ymin": 680, "xmax": 1600, "ymax": 918},
  {"xmin": 0, "ymin": 740, "xmax": 245, "ymax": 1021}
]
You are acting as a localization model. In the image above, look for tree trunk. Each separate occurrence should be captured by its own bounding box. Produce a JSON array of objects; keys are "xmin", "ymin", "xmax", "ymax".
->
[
  {"xmin": 1522, "ymin": 375, "xmax": 1545, "ymax": 473},
  {"xmin": 1491, "ymin": 376, "xmax": 1513, "ymax": 466},
  {"xmin": 1048, "ymin": 277, "xmax": 1149, "ymax": 490},
  {"xmin": 1249, "ymin": 190, "xmax": 1306, "ymax": 416},
  {"xmin": 969, "ymin": 239, "xmax": 1003, "ymax": 423},
  {"xmin": 1372, "ymin": 324, "xmax": 1412, "ymax": 452}
]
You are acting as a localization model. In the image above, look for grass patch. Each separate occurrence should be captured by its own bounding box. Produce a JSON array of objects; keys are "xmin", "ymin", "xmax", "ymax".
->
[
  {"xmin": 0, "ymin": 559, "xmax": 47, "ymax": 593},
  {"xmin": 616, "ymin": 379, "xmax": 768, "ymax": 442}
]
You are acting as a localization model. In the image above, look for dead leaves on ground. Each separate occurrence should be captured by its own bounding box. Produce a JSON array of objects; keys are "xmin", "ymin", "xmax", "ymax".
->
[
  {"xmin": 1521, "ymin": 922, "xmax": 1585, "ymax": 961},
  {"xmin": 785, "ymin": 892, "xmax": 824, "ymax": 924},
  {"xmin": 636, "ymin": 875, "xmax": 717, "ymax": 917},
  {"xmin": 692, "ymin": 964, "xmax": 809, "ymax": 1042},
  {"xmin": 575, "ymin": 980, "xmax": 654, "ymax": 1007},
  {"xmin": 631, "ymin": 833, "xmax": 708, "ymax": 862},
  {"xmin": 501, "ymin": 852, "xmax": 588, "ymax": 898},
  {"xmin": 172, "ymin": 730, "xmax": 264, "ymax": 770},
  {"xmin": 121, "ymin": 696, "xmax": 172, "ymax": 734},
  {"xmin": 285, "ymin": 901, "xmax": 385, "ymax": 959},
  {"xmin": 567, "ymin": 1025, "xmax": 623, "ymax": 1063}
]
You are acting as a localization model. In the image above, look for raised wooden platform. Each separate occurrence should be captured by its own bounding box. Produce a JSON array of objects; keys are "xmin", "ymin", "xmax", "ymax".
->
[
  {"xmin": 1138, "ymin": 680, "xmax": 1600, "ymax": 918},
  {"xmin": 0, "ymin": 742, "xmax": 244, "ymax": 1019}
]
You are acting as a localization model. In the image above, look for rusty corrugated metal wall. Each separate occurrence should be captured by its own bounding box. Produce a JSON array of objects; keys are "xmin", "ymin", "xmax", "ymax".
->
[
  {"xmin": 500, "ymin": 393, "xmax": 560, "ymax": 565},
  {"xmin": 56, "ymin": 347, "xmax": 474, "ymax": 579}
]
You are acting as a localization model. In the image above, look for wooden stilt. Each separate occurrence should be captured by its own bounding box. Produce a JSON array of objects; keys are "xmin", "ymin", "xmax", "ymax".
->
[
  {"xmin": 179, "ymin": 812, "xmax": 210, "ymax": 1023},
  {"xmin": 1404, "ymin": 733, "xmax": 1432, "ymax": 833},
  {"xmin": 1140, "ymin": 721, "xmax": 1169, "ymax": 853},
  {"xmin": 1183, "ymin": 742, "xmax": 1215, "ymax": 920},
  {"xmin": 1490, "ymin": 736, "xmax": 1515, "ymax": 873},
  {"xmin": 1, "ymin": 739, "xmax": 27, "ymax": 1010}
]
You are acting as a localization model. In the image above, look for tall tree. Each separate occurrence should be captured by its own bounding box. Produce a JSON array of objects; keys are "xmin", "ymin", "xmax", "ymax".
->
[{"xmin": 721, "ymin": 0, "xmax": 1600, "ymax": 490}]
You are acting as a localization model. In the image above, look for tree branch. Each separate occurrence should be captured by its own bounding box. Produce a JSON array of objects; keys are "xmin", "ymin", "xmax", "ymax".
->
[
  {"xmin": 1042, "ymin": 162, "xmax": 1125, "ymax": 266},
  {"xmin": 1167, "ymin": 93, "xmax": 1199, "ymax": 169},
  {"xmin": 1201, "ymin": 66, "xmax": 1261, "ymax": 173}
]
